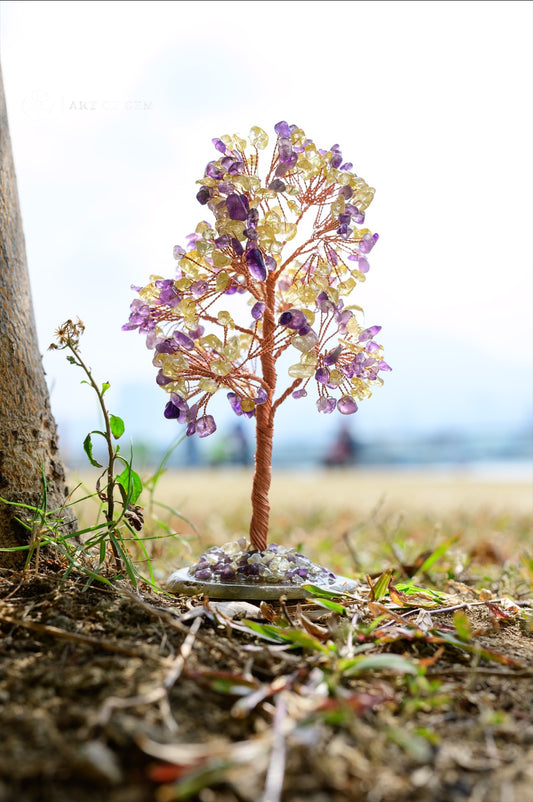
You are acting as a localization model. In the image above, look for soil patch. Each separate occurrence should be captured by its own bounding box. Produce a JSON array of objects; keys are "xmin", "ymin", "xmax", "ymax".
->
[{"xmin": 0, "ymin": 568, "xmax": 532, "ymax": 802}]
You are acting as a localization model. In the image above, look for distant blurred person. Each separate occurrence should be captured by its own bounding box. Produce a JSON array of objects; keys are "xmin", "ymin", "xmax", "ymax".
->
[
  {"xmin": 209, "ymin": 423, "xmax": 251, "ymax": 467},
  {"xmin": 323, "ymin": 424, "xmax": 359, "ymax": 467},
  {"xmin": 229, "ymin": 423, "xmax": 250, "ymax": 466}
]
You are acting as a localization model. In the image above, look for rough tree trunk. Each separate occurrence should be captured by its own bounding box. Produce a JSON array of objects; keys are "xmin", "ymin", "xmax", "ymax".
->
[{"xmin": 0, "ymin": 64, "xmax": 74, "ymax": 567}]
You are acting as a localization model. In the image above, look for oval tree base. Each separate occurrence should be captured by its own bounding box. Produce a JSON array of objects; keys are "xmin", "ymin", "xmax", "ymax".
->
[{"xmin": 166, "ymin": 565, "xmax": 358, "ymax": 600}]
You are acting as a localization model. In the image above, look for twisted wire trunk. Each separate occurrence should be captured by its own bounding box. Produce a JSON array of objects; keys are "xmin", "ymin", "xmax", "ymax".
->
[{"xmin": 249, "ymin": 274, "xmax": 277, "ymax": 551}]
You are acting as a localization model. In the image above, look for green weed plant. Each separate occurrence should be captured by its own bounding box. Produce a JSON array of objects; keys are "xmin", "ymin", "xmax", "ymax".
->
[{"xmin": 1, "ymin": 319, "xmax": 187, "ymax": 589}]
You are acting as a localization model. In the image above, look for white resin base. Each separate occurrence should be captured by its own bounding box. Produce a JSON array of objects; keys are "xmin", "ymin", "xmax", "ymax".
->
[{"xmin": 166, "ymin": 565, "xmax": 358, "ymax": 600}]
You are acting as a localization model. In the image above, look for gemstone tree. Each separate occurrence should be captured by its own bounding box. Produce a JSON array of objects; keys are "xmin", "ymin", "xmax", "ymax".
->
[{"xmin": 124, "ymin": 122, "xmax": 390, "ymax": 552}]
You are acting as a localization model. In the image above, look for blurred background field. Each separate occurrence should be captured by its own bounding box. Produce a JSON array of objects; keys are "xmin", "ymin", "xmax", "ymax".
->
[{"xmin": 69, "ymin": 464, "xmax": 533, "ymax": 590}]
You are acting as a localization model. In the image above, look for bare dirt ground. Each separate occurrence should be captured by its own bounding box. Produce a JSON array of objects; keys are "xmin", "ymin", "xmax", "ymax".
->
[{"xmin": 0, "ymin": 470, "xmax": 532, "ymax": 802}]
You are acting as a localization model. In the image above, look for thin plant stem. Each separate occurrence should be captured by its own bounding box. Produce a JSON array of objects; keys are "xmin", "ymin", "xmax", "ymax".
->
[{"xmin": 65, "ymin": 342, "xmax": 124, "ymax": 572}]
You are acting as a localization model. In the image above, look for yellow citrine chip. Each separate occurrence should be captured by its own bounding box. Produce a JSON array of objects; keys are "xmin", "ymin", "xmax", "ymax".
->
[
  {"xmin": 198, "ymin": 378, "xmax": 219, "ymax": 393},
  {"xmin": 233, "ymin": 134, "xmax": 247, "ymax": 152},
  {"xmin": 212, "ymin": 251, "xmax": 231, "ymax": 268},
  {"xmin": 288, "ymin": 363, "xmax": 315, "ymax": 378},
  {"xmin": 249, "ymin": 126, "xmax": 269, "ymax": 149},
  {"xmin": 217, "ymin": 310, "xmax": 235, "ymax": 329},
  {"xmin": 215, "ymin": 271, "xmax": 230, "ymax": 290},
  {"xmin": 211, "ymin": 359, "xmax": 232, "ymax": 376}
]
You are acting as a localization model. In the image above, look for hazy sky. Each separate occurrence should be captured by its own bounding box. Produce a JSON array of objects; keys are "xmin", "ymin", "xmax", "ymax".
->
[{"xmin": 1, "ymin": 0, "xmax": 532, "ymax": 453}]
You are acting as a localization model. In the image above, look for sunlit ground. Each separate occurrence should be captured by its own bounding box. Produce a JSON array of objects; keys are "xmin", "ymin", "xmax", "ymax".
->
[{"xmin": 69, "ymin": 466, "xmax": 533, "ymax": 586}]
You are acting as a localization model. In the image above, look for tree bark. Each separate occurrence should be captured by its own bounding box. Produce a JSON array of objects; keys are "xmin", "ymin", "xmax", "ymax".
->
[{"xmin": 0, "ymin": 64, "xmax": 75, "ymax": 567}]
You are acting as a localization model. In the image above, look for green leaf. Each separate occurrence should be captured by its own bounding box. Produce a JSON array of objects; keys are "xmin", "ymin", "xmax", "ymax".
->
[
  {"xmin": 395, "ymin": 582, "xmax": 447, "ymax": 602},
  {"xmin": 277, "ymin": 628, "xmax": 333, "ymax": 654},
  {"xmin": 109, "ymin": 415, "xmax": 125, "ymax": 439},
  {"xmin": 453, "ymin": 609, "xmax": 472, "ymax": 641},
  {"xmin": 302, "ymin": 583, "xmax": 354, "ymax": 600},
  {"xmin": 116, "ymin": 466, "xmax": 143, "ymax": 505},
  {"xmin": 101, "ymin": 381, "xmax": 111, "ymax": 395},
  {"xmin": 339, "ymin": 653, "xmax": 419, "ymax": 676},
  {"xmin": 239, "ymin": 620, "xmax": 290, "ymax": 644},
  {"xmin": 371, "ymin": 569, "xmax": 393, "ymax": 601},
  {"xmin": 241, "ymin": 620, "xmax": 332, "ymax": 653},
  {"xmin": 418, "ymin": 534, "xmax": 460, "ymax": 574},
  {"xmin": 83, "ymin": 433, "xmax": 102, "ymax": 468},
  {"xmin": 170, "ymin": 761, "xmax": 236, "ymax": 800},
  {"xmin": 387, "ymin": 726, "xmax": 435, "ymax": 762},
  {"xmin": 307, "ymin": 597, "xmax": 348, "ymax": 616}
]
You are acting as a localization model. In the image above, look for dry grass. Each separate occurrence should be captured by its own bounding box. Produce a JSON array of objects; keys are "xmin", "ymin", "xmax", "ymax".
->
[{"xmin": 69, "ymin": 466, "xmax": 533, "ymax": 585}]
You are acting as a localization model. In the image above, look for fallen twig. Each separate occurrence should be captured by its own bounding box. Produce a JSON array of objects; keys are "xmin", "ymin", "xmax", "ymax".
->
[
  {"xmin": 262, "ymin": 694, "xmax": 288, "ymax": 802},
  {"xmin": 426, "ymin": 667, "xmax": 533, "ymax": 680},
  {"xmin": 378, "ymin": 596, "xmax": 531, "ymax": 630}
]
